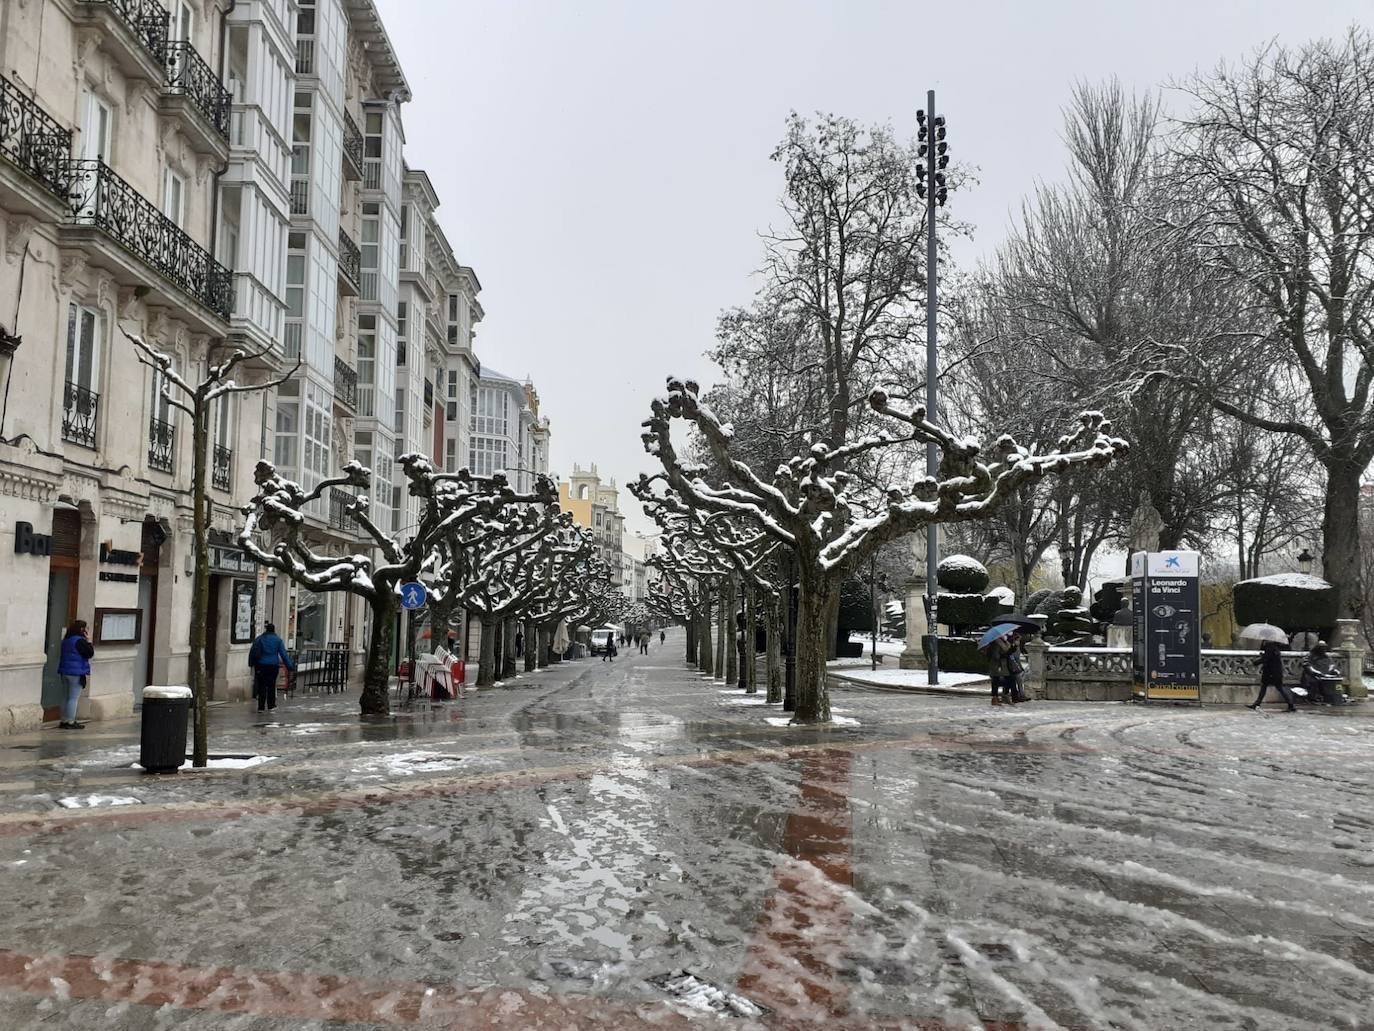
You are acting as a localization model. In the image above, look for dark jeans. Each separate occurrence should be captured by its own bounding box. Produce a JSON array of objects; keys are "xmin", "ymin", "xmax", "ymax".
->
[
  {"xmin": 1254, "ymin": 681, "xmax": 1295, "ymax": 707},
  {"xmin": 254, "ymin": 665, "xmax": 279, "ymax": 710}
]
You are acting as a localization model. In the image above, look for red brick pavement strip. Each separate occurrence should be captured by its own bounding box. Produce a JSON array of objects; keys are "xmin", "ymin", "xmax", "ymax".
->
[
  {"xmin": 0, "ymin": 726, "xmax": 1352, "ymax": 839},
  {"xmin": 0, "ymin": 947, "xmax": 1095, "ymax": 1030}
]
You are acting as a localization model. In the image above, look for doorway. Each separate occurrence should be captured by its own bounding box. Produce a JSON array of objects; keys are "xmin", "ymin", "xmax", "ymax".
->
[
  {"xmin": 41, "ymin": 570, "xmax": 77, "ymax": 721},
  {"xmin": 206, "ymin": 574, "xmax": 222, "ymax": 698}
]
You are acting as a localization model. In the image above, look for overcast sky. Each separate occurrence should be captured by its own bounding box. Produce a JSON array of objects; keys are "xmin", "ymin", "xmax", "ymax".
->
[{"xmin": 378, "ymin": 0, "xmax": 1367, "ymax": 533}]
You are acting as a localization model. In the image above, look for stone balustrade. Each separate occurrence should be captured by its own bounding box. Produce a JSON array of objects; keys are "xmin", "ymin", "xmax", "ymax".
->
[{"xmin": 1024, "ymin": 619, "xmax": 1366, "ymax": 705}]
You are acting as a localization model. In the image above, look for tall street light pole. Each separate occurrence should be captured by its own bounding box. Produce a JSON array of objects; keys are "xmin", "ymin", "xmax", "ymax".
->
[{"xmin": 917, "ymin": 92, "xmax": 949, "ymax": 687}]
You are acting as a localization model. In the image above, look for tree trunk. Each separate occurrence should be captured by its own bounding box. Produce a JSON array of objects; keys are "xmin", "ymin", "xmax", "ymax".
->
[
  {"xmin": 714, "ymin": 587, "xmax": 726, "ymax": 679},
  {"xmin": 523, "ymin": 619, "xmax": 536, "ymax": 672},
  {"xmin": 189, "ymin": 401, "xmax": 210, "ymax": 767},
  {"xmin": 742, "ymin": 581, "xmax": 756, "ymax": 694},
  {"xmin": 502, "ymin": 617, "xmax": 517, "ymax": 679},
  {"xmin": 698, "ymin": 594, "xmax": 713, "ymax": 673},
  {"xmin": 685, "ymin": 619, "xmax": 696, "ymax": 665},
  {"xmin": 824, "ymin": 586, "xmax": 841, "ymax": 661},
  {"xmin": 359, "ymin": 593, "xmax": 396, "ymax": 715},
  {"xmin": 478, "ymin": 616, "xmax": 498, "ymax": 686},
  {"xmin": 725, "ymin": 576, "xmax": 739, "ymax": 686},
  {"xmin": 1323, "ymin": 455, "xmax": 1363, "ymax": 618},
  {"xmin": 793, "ymin": 569, "xmax": 834, "ymax": 723},
  {"xmin": 765, "ymin": 593, "xmax": 783, "ymax": 703}
]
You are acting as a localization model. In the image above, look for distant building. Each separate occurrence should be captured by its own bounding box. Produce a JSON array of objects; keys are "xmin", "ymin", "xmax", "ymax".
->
[
  {"xmin": 558, "ymin": 464, "xmax": 624, "ymax": 589},
  {"xmin": 621, "ymin": 531, "xmax": 659, "ymax": 602},
  {"xmin": 470, "ymin": 368, "xmax": 550, "ymax": 492}
]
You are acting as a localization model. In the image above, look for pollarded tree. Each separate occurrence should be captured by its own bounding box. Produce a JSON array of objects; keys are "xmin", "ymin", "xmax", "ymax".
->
[
  {"xmin": 239, "ymin": 457, "xmax": 535, "ymax": 715},
  {"xmin": 440, "ymin": 500, "xmax": 571, "ymax": 686},
  {"xmin": 128, "ymin": 332, "xmax": 299, "ymax": 767},
  {"xmin": 643, "ymin": 378, "xmax": 1127, "ymax": 723}
]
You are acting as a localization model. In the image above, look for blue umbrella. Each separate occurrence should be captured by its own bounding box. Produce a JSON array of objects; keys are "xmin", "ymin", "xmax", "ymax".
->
[{"xmin": 978, "ymin": 622, "xmax": 1021, "ymax": 651}]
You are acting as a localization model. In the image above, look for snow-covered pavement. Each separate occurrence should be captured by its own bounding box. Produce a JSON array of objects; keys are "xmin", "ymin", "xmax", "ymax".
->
[{"xmin": 0, "ymin": 633, "xmax": 1370, "ymax": 1029}]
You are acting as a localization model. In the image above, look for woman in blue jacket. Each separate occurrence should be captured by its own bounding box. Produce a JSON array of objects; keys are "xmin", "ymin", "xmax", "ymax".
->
[{"xmin": 56, "ymin": 620, "xmax": 94, "ymax": 729}]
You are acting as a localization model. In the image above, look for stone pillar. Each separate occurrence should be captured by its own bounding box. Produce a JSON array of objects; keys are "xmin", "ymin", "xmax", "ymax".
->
[
  {"xmin": 1335, "ymin": 618, "xmax": 1367, "ymax": 699},
  {"xmin": 1025, "ymin": 637, "xmax": 1049, "ymax": 700},
  {"xmin": 899, "ymin": 574, "xmax": 929, "ymax": 670}
]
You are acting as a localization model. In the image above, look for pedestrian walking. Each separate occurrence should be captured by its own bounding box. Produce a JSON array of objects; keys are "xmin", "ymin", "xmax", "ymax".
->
[
  {"xmin": 639, "ymin": 635, "xmax": 648, "ymax": 654},
  {"xmin": 660, "ymin": 630, "xmax": 665, "ymax": 645},
  {"xmin": 986, "ymin": 633, "xmax": 1016, "ymax": 706},
  {"xmin": 607, "ymin": 636, "xmax": 617, "ymax": 662},
  {"xmin": 1006, "ymin": 632, "xmax": 1029, "ymax": 703},
  {"xmin": 56, "ymin": 620, "xmax": 94, "ymax": 729},
  {"xmin": 515, "ymin": 629, "xmax": 524, "ymax": 658},
  {"xmin": 248, "ymin": 622, "xmax": 296, "ymax": 714},
  {"xmin": 1248, "ymin": 639, "xmax": 1296, "ymax": 712}
]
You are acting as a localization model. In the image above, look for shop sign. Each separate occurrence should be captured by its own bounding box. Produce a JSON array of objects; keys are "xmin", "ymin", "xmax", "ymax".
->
[
  {"xmin": 210, "ymin": 545, "xmax": 253, "ymax": 574},
  {"xmin": 14, "ymin": 521, "xmax": 53, "ymax": 556},
  {"xmin": 98, "ymin": 539, "xmax": 142, "ymax": 582}
]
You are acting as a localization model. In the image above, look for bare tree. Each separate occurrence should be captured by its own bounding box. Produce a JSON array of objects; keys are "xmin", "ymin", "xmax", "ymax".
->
[
  {"xmin": 239, "ymin": 458, "xmax": 537, "ymax": 715},
  {"xmin": 127, "ymin": 332, "xmax": 298, "ymax": 767},
  {"xmin": 643, "ymin": 378, "xmax": 1127, "ymax": 722},
  {"xmin": 1163, "ymin": 30, "xmax": 1374, "ymax": 614}
]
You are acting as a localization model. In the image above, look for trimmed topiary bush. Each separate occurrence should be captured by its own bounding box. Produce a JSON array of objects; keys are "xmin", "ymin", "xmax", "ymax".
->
[
  {"xmin": 1090, "ymin": 580, "xmax": 1126, "ymax": 623},
  {"xmin": 939, "ymin": 593, "xmax": 987, "ymax": 633},
  {"xmin": 920, "ymin": 635, "xmax": 985, "ymax": 673},
  {"xmin": 1232, "ymin": 573, "xmax": 1339, "ymax": 632},
  {"xmin": 1025, "ymin": 588, "xmax": 1053, "ymax": 614},
  {"xmin": 937, "ymin": 555, "xmax": 990, "ymax": 594}
]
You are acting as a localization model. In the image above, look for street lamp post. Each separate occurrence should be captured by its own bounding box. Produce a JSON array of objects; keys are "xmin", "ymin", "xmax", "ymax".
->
[{"xmin": 917, "ymin": 91, "xmax": 949, "ymax": 686}]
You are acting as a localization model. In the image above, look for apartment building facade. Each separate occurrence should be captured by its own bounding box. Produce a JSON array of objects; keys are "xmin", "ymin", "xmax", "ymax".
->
[
  {"xmin": 0, "ymin": 0, "xmax": 290, "ymax": 732},
  {"xmin": 0, "ymin": 0, "xmax": 544, "ymax": 733}
]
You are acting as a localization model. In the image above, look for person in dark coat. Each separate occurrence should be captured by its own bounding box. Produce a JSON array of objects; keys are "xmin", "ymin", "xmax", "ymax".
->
[
  {"xmin": 1248, "ymin": 639, "xmax": 1296, "ymax": 712},
  {"xmin": 660, "ymin": 630, "xmax": 665, "ymax": 645},
  {"xmin": 248, "ymin": 623, "xmax": 296, "ymax": 713},
  {"xmin": 56, "ymin": 620, "xmax": 94, "ymax": 729},
  {"xmin": 514, "ymin": 629, "xmax": 524, "ymax": 658},
  {"xmin": 986, "ymin": 633, "xmax": 1015, "ymax": 706},
  {"xmin": 1301, "ymin": 641, "xmax": 1346, "ymax": 705}
]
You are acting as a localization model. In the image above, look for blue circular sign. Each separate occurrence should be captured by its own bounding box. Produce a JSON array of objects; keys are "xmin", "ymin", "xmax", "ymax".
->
[{"xmin": 400, "ymin": 581, "xmax": 428, "ymax": 609}]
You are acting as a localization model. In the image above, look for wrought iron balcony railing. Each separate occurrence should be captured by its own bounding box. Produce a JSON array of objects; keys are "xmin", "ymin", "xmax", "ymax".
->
[
  {"xmin": 0, "ymin": 75, "xmax": 73, "ymax": 200},
  {"xmin": 165, "ymin": 41, "xmax": 231, "ymax": 140},
  {"xmin": 342, "ymin": 109, "xmax": 363, "ymax": 178},
  {"xmin": 80, "ymin": 0, "xmax": 169, "ymax": 66},
  {"xmin": 148, "ymin": 416, "xmax": 174, "ymax": 472},
  {"xmin": 337, "ymin": 227, "xmax": 361, "ymax": 291},
  {"xmin": 329, "ymin": 488, "xmax": 353, "ymax": 531},
  {"xmin": 333, "ymin": 355, "xmax": 358, "ymax": 412},
  {"xmin": 212, "ymin": 444, "xmax": 232, "ymax": 491},
  {"xmin": 65, "ymin": 159, "xmax": 233, "ymax": 320},
  {"xmin": 63, "ymin": 381, "xmax": 99, "ymax": 449}
]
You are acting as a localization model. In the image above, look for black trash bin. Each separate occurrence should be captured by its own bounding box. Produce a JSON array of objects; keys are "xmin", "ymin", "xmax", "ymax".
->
[{"xmin": 140, "ymin": 685, "xmax": 191, "ymax": 773}]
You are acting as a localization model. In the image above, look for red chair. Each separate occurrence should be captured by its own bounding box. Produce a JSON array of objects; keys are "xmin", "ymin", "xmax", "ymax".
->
[{"xmin": 452, "ymin": 660, "xmax": 466, "ymax": 693}]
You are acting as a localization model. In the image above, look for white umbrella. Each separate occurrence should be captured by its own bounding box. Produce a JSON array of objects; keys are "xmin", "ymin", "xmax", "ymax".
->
[{"xmin": 1237, "ymin": 622, "xmax": 1288, "ymax": 645}]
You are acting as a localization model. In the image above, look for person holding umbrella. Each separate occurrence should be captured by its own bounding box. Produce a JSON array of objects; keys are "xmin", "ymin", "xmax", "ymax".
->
[
  {"xmin": 979, "ymin": 622, "xmax": 1021, "ymax": 706},
  {"xmin": 1241, "ymin": 623, "xmax": 1297, "ymax": 712}
]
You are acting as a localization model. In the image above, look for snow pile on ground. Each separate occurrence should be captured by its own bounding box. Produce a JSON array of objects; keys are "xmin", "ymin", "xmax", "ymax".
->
[
  {"xmin": 350, "ymin": 750, "xmax": 490, "ymax": 779},
  {"xmin": 764, "ymin": 715, "xmax": 861, "ymax": 728},
  {"xmin": 1236, "ymin": 572, "xmax": 1332, "ymax": 590},
  {"xmin": 198, "ymin": 755, "xmax": 276, "ymax": 770},
  {"xmin": 56, "ymin": 795, "xmax": 140, "ymax": 809},
  {"xmin": 646, "ymin": 971, "xmax": 765, "ymax": 1018}
]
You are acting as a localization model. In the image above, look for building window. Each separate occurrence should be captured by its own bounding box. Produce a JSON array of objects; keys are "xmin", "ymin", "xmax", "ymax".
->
[
  {"xmin": 63, "ymin": 303, "xmax": 102, "ymax": 449},
  {"xmin": 399, "ymin": 204, "xmax": 409, "ymax": 270},
  {"xmin": 394, "ymin": 387, "xmax": 405, "ymax": 435},
  {"xmin": 468, "ymin": 437, "xmax": 506, "ymax": 478},
  {"xmin": 163, "ymin": 169, "xmax": 186, "ymax": 227},
  {"xmin": 357, "ymin": 314, "xmax": 375, "ymax": 417},
  {"xmin": 363, "ymin": 111, "xmax": 383, "ymax": 190},
  {"xmin": 396, "ymin": 301, "xmax": 407, "ymax": 366},
  {"xmin": 81, "ymin": 92, "xmax": 112, "ymax": 163},
  {"xmin": 472, "ymin": 386, "xmax": 508, "ymax": 436},
  {"xmin": 274, "ymin": 398, "xmax": 298, "ymax": 470},
  {"xmin": 445, "ymin": 438, "xmax": 456, "ymax": 472},
  {"xmin": 360, "ymin": 203, "xmax": 379, "ymax": 300}
]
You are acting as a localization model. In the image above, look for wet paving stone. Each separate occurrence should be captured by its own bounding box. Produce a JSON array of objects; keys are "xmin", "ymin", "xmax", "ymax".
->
[{"xmin": 1, "ymin": 637, "xmax": 1373, "ymax": 1028}]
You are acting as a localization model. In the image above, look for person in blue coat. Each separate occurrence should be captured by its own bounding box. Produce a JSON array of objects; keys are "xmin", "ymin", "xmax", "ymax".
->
[
  {"xmin": 248, "ymin": 623, "xmax": 295, "ymax": 713},
  {"xmin": 56, "ymin": 620, "xmax": 94, "ymax": 729}
]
